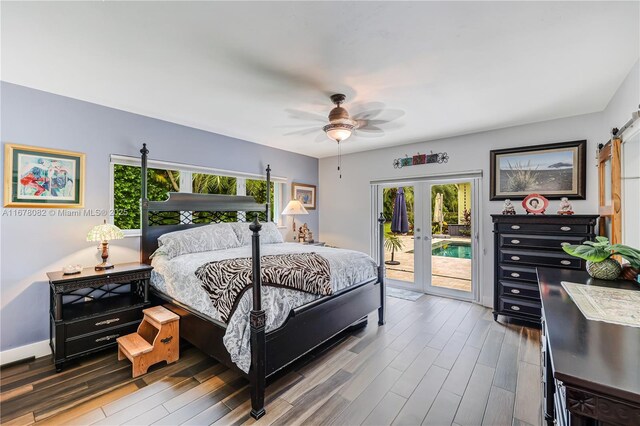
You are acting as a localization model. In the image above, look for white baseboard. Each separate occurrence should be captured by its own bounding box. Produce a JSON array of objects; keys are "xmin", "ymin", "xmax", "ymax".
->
[{"xmin": 0, "ymin": 340, "xmax": 51, "ymax": 366}]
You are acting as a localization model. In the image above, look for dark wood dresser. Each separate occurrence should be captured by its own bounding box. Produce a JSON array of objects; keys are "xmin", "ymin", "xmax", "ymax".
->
[
  {"xmin": 492, "ymin": 214, "xmax": 598, "ymax": 325},
  {"xmin": 46, "ymin": 263, "xmax": 152, "ymax": 371},
  {"xmin": 538, "ymin": 268, "xmax": 640, "ymax": 425}
]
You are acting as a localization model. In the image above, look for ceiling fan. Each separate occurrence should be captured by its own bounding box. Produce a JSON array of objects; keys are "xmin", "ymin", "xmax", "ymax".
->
[{"xmin": 285, "ymin": 94, "xmax": 404, "ymax": 177}]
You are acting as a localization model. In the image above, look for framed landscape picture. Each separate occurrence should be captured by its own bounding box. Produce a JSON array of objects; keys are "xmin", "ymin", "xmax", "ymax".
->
[
  {"xmin": 4, "ymin": 143, "xmax": 85, "ymax": 208},
  {"xmin": 292, "ymin": 182, "xmax": 316, "ymax": 210},
  {"xmin": 490, "ymin": 140, "xmax": 586, "ymax": 200}
]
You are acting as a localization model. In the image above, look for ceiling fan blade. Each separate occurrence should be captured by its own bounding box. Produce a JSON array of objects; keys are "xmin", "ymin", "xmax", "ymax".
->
[
  {"xmin": 354, "ymin": 128, "xmax": 385, "ymax": 138},
  {"xmin": 356, "ymin": 125, "xmax": 384, "ymax": 133},
  {"xmin": 285, "ymin": 108, "xmax": 327, "ymax": 123},
  {"xmin": 314, "ymin": 132, "xmax": 329, "ymax": 143},
  {"xmin": 283, "ymin": 127, "xmax": 320, "ymax": 136},
  {"xmin": 354, "ymin": 109, "xmax": 405, "ymax": 123}
]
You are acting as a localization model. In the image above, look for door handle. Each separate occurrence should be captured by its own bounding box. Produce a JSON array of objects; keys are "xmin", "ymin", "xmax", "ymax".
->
[{"xmin": 416, "ymin": 236, "xmax": 421, "ymax": 240}]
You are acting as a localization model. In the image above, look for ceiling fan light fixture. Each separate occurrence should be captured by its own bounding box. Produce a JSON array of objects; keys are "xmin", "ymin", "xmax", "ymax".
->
[{"xmin": 323, "ymin": 122, "xmax": 355, "ymax": 142}]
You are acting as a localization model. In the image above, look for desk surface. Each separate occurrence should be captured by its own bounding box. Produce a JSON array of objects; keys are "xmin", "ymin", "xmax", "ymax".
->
[{"xmin": 538, "ymin": 267, "xmax": 640, "ymax": 404}]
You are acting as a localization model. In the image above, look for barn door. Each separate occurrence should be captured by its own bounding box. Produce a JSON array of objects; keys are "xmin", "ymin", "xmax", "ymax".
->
[{"xmin": 598, "ymin": 137, "xmax": 622, "ymax": 243}]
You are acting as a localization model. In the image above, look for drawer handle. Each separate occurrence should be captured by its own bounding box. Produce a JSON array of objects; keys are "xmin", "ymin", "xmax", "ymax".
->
[
  {"xmin": 511, "ymin": 256, "xmax": 520, "ymax": 261},
  {"xmin": 161, "ymin": 336, "xmax": 173, "ymax": 345},
  {"xmin": 511, "ymin": 239, "xmax": 520, "ymax": 244},
  {"xmin": 510, "ymin": 272, "xmax": 520, "ymax": 278},
  {"xmin": 95, "ymin": 318, "xmax": 120, "ymax": 327},
  {"xmin": 560, "ymin": 260, "xmax": 571, "ymax": 265},
  {"xmin": 95, "ymin": 334, "xmax": 119, "ymax": 343},
  {"xmin": 510, "ymin": 289, "xmax": 521, "ymax": 294},
  {"xmin": 511, "ymin": 305, "xmax": 521, "ymax": 311},
  {"xmin": 560, "ymin": 226, "xmax": 571, "ymax": 231},
  {"xmin": 511, "ymin": 225, "xmax": 520, "ymax": 230}
]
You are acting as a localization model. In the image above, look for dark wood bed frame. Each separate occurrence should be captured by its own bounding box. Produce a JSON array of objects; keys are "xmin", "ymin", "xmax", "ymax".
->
[{"xmin": 139, "ymin": 144, "xmax": 386, "ymax": 419}]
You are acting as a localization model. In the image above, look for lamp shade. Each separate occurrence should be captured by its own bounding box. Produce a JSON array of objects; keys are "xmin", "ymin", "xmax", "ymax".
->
[
  {"xmin": 323, "ymin": 123, "xmax": 354, "ymax": 143},
  {"xmin": 281, "ymin": 200, "xmax": 309, "ymax": 216},
  {"xmin": 87, "ymin": 220, "xmax": 124, "ymax": 242}
]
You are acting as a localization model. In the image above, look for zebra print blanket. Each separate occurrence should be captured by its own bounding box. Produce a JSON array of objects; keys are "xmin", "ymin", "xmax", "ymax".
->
[{"xmin": 195, "ymin": 253, "xmax": 332, "ymax": 323}]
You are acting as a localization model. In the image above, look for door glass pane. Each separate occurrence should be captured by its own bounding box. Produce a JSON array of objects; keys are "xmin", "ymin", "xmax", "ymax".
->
[
  {"xmin": 430, "ymin": 183, "xmax": 472, "ymax": 292},
  {"xmin": 603, "ymin": 159, "xmax": 612, "ymax": 206},
  {"xmin": 383, "ymin": 186, "xmax": 415, "ymax": 284}
]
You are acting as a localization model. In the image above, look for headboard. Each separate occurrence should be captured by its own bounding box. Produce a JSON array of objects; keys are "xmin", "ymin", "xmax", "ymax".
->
[{"xmin": 139, "ymin": 144, "xmax": 271, "ymax": 264}]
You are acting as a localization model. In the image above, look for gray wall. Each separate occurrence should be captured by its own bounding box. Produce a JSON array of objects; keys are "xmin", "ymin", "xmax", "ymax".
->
[{"xmin": 0, "ymin": 82, "xmax": 319, "ymax": 351}]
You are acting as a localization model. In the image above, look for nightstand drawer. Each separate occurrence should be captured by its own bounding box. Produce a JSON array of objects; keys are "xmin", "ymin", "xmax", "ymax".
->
[
  {"xmin": 499, "ymin": 296, "xmax": 541, "ymax": 318},
  {"xmin": 66, "ymin": 307, "xmax": 143, "ymax": 337},
  {"xmin": 499, "ymin": 280, "xmax": 540, "ymax": 300},
  {"xmin": 500, "ymin": 249, "xmax": 581, "ymax": 269},
  {"xmin": 497, "ymin": 223, "xmax": 590, "ymax": 235},
  {"xmin": 498, "ymin": 265, "xmax": 538, "ymax": 282},
  {"xmin": 66, "ymin": 321, "xmax": 139, "ymax": 357},
  {"xmin": 499, "ymin": 234, "xmax": 587, "ymax": 250}
]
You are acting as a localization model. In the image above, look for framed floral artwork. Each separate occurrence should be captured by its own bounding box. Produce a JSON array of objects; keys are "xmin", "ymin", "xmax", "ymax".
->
[
  {"xmin": 4, "ymin": 143, "xmax": 85, "ymax": 208},
  {"xmin": 292, "ymin": 182, "xmax": 316, "ymax": 210}
]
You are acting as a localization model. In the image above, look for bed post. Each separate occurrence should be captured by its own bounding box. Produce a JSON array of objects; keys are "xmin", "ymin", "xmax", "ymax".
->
[
  {"xmin": 140, "ymin": 143, "xmax": 149, "ymax": 265},
  {"xmin": 265, "ymin": 164, "xmax": 271, "ymax": 222},
  {"xmin": 378, "ymin": 212, "xmax": 386, "ymax": 325},
  {"xmin": 249, "ymin": 217, "xmax": 266, "ymax": 419}
]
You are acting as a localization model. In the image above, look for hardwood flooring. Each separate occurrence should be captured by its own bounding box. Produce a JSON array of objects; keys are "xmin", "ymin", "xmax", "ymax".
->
[{"xmin": 0, "ymin": 295, "xmax": 541, "ymax": 425}]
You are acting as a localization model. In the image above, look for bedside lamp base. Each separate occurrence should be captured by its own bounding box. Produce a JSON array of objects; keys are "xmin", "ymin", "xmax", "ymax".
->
[
  {"xmin": 95, "ymin": 262, "xmax": 115, "ymax": 271},
  {"xmin": 95, "ymin": 241, "xmax": 114, "ymax": 271}
]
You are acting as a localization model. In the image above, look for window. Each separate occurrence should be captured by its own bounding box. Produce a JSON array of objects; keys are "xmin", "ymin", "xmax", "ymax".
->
[
  {"xmin": 110, "ymin": 156, "xmax": 283, "ymax": 233},
  {"xmin": 112, "ymin": 164, "xmax": 180, "ymax": 230}
]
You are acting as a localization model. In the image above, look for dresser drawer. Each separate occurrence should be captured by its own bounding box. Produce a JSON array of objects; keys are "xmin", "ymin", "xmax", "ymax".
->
[
  {"xmin": 500, "ymin": 249, "xmax": 581, "ymax": 269},
  {"xmin": 497, "ymin": 222, "xmax": 590, "ymax": 235},
  {"xmin": 499, "ymin": 234, "xmax": 587, "ymax": 250},
  {"xmin": 499, "ymin": 296, "xmax": 541, "ymax": 319},
  {"xmin": 65, "ymin": 321, "xmax": 139, "ymax": 357},
  {"xmin": 498, "ymin": 265, "xmax": 538, "ymax": 282},
  {"xmin": 499, "ymin": 280, "xmax": 540, "ymax": 300},
  {"xmin": 66, "ymin": 307, "xmax": 143, "ymax": 337}
]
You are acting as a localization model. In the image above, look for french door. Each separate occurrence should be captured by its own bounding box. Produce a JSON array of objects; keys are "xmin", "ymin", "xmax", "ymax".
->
[{"xmin": 374, "ymin": 176, "xmax": 480, "ymax": 301}]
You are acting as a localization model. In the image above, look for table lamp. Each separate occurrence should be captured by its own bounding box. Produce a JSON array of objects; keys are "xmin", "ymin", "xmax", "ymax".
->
[
  {"xmin": 281, "ymin": 199, "xmax": 308, "ymax": 232},
  {"xmin": 87, "ymin": 220, "xmax": 124, "ymax": 270}
]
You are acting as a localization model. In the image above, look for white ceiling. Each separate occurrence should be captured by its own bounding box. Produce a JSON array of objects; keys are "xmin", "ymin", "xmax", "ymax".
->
[{"xmin": 2, "ymin": 2, "xmax": 638, "ymax": 158}]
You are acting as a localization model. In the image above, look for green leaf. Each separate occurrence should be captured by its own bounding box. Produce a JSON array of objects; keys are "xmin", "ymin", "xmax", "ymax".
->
[
  {"xmin": 611, "ymin": 244, "xmax": 640, "ymax": 268},
  {"xmin": 595, "ymin": 236, "xmax": 609, "ymax": 243},
  {"xmin": 562, "ymin": 244, "xmax": 611, "ymax": 262}
]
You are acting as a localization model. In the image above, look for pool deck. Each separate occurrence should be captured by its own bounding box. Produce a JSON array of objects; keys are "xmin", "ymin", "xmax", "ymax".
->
[{"xmin": 384, "ymin": 236, "xmax": 472, "ymax": 292}]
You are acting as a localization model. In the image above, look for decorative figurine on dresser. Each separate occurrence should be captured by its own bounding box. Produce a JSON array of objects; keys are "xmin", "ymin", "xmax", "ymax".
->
[
  {"xmin": 502, "ymin": 199, "xmax": 517, "ymax": 215},
  {"xmin": 46, "ymin": 262, "xmax": 152, "ymax": 371},
  {"xmin": 557, "ymin": 197, "xmax": 574, "ymax": 215},
  {"xmin": 491, "ymin": 214, "xmax": 598, "ymax": 325}
]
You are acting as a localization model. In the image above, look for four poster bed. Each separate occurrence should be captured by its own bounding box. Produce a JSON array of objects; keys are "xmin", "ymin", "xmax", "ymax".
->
[{"xmin": 139, "ymin": 144, "xmax": 386, "ymax": 419}]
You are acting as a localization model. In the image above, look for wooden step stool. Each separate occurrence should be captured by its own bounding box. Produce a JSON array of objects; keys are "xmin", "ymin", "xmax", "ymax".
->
[{"xmin": 117, "ymin": 306, "xmax": 179, "ymax": 378}]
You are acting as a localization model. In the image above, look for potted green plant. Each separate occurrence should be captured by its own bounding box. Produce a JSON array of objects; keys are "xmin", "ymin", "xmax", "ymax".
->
[
  {"xmin": 384, "ymin": 233, "xmax": 404, "ymax": 266},
  {"xmin": 562, "ymin": 237, "xmax": 640, "ymax": 280}
]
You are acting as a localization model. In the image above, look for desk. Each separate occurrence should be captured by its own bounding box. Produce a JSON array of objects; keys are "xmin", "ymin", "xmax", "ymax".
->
[{"xmin": 538, "ymin": 268, "xmax": 640, "ymax": 425}]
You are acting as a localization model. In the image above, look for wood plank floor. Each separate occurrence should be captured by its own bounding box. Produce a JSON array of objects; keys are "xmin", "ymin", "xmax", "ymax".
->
[{"xmin": 0, "ymin": 295, "xmax": 542, "ymax": 425}]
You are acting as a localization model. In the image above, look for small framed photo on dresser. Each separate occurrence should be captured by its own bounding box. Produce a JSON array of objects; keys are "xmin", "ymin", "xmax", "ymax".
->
[
  {"xmin": 292, "ymin": 182, "xmax": 316, "ymax": 210},
  {"xmin": 4, "ymin": 143, "xmax": 85, "ymax": 208}
]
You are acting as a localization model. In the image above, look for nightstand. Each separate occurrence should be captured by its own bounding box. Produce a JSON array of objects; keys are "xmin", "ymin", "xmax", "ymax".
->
[{"xmin": 46, "ymin": 262, "xmax": 153, "ymax": 371}]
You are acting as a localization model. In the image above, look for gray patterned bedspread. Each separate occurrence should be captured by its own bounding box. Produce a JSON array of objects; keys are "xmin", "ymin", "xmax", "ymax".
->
[{"xmin": 151, "ymin": 243, "xmax": 377, "ymax": 372}]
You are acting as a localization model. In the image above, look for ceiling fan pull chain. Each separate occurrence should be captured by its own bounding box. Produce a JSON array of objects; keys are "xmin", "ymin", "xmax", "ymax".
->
[{"xmin": 338, "ymin": 141, "xmax": 342, "ymax": 179}]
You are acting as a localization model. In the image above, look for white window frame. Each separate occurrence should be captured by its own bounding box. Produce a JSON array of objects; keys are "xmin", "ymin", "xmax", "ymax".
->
[{"xmin": 109, "ymin": 155, "xmax": 286, "ymax": 237}]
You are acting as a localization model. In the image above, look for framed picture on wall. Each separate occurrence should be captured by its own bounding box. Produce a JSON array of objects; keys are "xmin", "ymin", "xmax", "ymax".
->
[
  {"xmin": 292, "ymin": 182, "xmax": 316, "ymax": 210},
  {"xmin": 489, "ymin": 140, "xmax": 586, "ymax": 200},
  {"xmin": 4, "ymin": 143, "xmax": 85, "ymax": 208}
]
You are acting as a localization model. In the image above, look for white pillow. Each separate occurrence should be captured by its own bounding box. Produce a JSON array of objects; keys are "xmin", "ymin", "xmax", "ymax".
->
[
  {"xmin": 153, "ymin": 223, "xmax": 240, "ymax": 259},
  {"xmin": 230, "ymin": 221, "xmax": 284, "ymax": 246}
]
